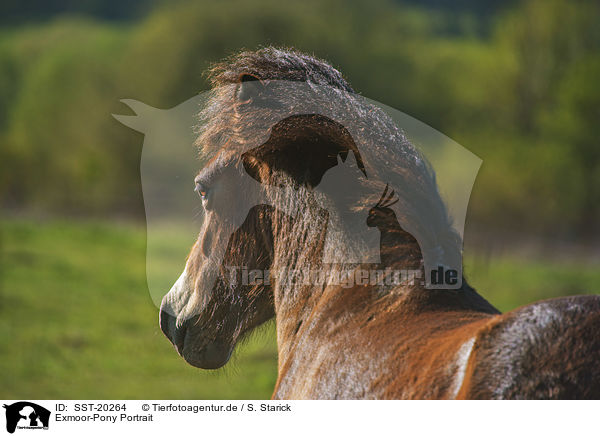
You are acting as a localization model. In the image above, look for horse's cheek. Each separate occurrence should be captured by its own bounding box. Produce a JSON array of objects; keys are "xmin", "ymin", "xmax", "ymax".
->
[{"xmin": 198, "ymin": 214, "xmax": 221, "ymax": 259}]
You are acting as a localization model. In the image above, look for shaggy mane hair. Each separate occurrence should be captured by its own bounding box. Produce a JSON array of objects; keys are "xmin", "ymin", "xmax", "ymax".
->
[{"xmin": 196, "ymin": 47, "xmax": 463, "ymax": 292}]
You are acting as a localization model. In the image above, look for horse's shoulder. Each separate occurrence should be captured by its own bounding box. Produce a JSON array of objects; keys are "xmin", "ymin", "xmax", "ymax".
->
[{"xmin": 458, "ymin": 295, "xmax": 600, "ymax": 399}]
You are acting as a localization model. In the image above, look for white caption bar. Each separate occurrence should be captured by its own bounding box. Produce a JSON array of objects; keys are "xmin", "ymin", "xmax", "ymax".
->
[{"xmin": 0, "ymin": 400, "xmax": 597, "ymax": 436}]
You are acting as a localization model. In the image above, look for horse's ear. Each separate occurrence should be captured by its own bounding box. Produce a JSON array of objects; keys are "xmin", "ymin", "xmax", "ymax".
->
[
  {"xmin": 236, "ymin": 73, "xmax": 265, "ymax": 102},
  {"xmin": 242, "ymin": 151, "xmax": 270, "ymax": 184}
]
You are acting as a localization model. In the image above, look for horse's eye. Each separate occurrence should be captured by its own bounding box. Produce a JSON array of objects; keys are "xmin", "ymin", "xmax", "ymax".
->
[{"xmin": 194, "ymin": 182, "xmax": 209, "ymax": 200}]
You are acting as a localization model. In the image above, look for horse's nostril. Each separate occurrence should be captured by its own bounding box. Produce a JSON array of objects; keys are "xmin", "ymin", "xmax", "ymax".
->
[
  {"xmin": 160, "ymin": 309, "xmax": 188, "ymax": 354},
  {"xmin": 159, "ymin": 309, "xmax": 176, "ymax": 342}
]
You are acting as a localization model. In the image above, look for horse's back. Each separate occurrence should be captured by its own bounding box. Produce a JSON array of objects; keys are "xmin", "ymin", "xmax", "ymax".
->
[{"xmin": 459, "ymin": 295, "xmax": 600, "ymax": 399}]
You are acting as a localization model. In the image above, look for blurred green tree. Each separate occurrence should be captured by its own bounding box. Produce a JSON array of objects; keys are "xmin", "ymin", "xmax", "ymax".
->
[{"xmin": 0, "ymin": 0, "xmax": 597, "ymax": 239}]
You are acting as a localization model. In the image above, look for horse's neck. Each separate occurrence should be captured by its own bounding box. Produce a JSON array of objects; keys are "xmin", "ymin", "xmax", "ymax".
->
[
  {"xmin": 377, "ymin": 219, "xmax": 423, "ymax": 269},
  {"xmin": 272, "ymin": 272, "xmax": 498, "ymax": 399},
  {"xmin": 378, "ymin": 216, "xmax": 417, "ymax": 246},
  {"xmin": 272, "ymin": 263, "xmax": 499, "ymax": 373},
  {"xmin": 270, "ymin": 205, "xmax": 498, "ymax": 380},
  {"xmin": 272, "ymin": 209, "xmax": 422, "ymax": 354}
]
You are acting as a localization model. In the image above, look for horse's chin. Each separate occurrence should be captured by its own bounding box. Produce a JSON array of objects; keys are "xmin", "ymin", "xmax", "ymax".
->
[
  {"xmin": 180, "ymin": 340, "xmax": 233, "ymax": 370},
  {"xmin": 159, "ymin": 307, "xmax": 233, "ymax": 369}
]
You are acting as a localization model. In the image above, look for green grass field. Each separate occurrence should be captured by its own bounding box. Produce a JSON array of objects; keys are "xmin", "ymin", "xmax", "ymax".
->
[{"xmin": 1, "ymin": 219, "xmax": 598, "ymax": 399}]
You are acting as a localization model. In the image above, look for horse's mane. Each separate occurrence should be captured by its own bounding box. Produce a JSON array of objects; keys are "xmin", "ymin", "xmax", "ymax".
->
[
  {"xmin": 207, "ymin": 47, "xmax": 354, "ymax": 92},
  {"xmin": 196, "ymin": 47, "xmax": 462, "ymax": 288}
]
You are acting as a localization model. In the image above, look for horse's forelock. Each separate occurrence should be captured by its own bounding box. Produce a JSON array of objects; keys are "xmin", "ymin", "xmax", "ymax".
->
[{"xmin": 207, "ymin": 47, "xmax": 354, "ymax": 93}]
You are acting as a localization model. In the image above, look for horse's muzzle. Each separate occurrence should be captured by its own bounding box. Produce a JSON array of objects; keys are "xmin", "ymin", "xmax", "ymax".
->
[{"xmin": 159, "ymin": 306, "xmax": 232, "ymax": 370}]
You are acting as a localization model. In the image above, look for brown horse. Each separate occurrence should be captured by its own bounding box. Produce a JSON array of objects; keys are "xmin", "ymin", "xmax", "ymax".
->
[{"xmin": 159, "ymin": 47, "xmax": 600, "ymax": 399}]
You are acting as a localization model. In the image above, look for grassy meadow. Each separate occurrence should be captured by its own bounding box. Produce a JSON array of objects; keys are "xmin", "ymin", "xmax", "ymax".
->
[
  {"xmin": 1, "ymin": 219, "xmax": 598, "ymax": 399},
  {"xmin": 0, "ymin": 219, "xmax": 277, "ymax": 399}
]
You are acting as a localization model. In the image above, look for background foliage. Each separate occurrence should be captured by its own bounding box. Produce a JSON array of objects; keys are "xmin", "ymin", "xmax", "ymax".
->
[{"xmin": 0, "ymin": 0, "xmax": 598, "ymax": 239}]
